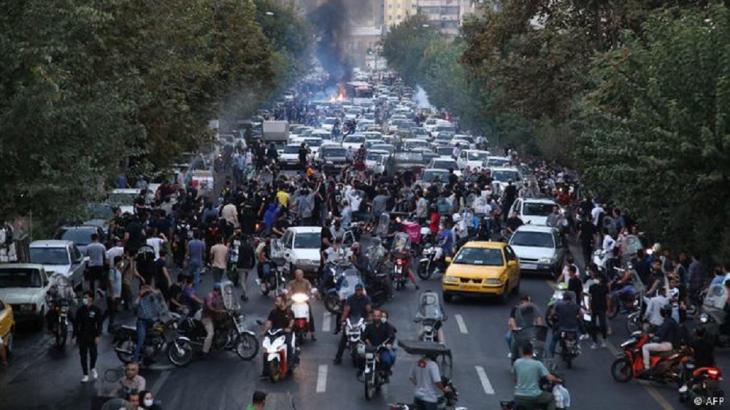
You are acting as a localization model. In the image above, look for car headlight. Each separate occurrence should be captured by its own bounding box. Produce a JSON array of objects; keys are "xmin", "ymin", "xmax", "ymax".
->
[
  {"xmin": 538, "ymin": 257, "xmax": 554, "ymax": 264},
  {"xmin": 443, "ymin": 275, "xmax": 458, "ymax": 284},
  {"xmin": 484, "ymin": 278, "xmax": 502, "ymax": 286}
]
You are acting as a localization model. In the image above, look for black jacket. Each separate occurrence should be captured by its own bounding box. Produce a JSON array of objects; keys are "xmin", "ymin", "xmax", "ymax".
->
[{"xmin": 74, "ymin": 304, "xmax": 103, "ymax": 341}]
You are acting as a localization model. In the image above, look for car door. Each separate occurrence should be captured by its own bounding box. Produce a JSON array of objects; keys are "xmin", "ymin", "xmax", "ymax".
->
[
  {"xmin": 510, "ymin": 199, "xmax": 521, "ymax": 219},
  {"xmin": 504, "ymin": 246, "xmax": 520, "ymax": 286}
]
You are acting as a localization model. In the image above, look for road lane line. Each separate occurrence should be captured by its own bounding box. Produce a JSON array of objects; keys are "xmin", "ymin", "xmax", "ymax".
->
[
  {"xmin": 475, "ymin": 366, "xmax": 495, "ymax": 395},
  {"xmin": 322, "ymin": 312, "xmax": 332, "ymax": 332},
  {"xmin": 316, "ymin": 364, "xmax": 328, "ymax": 393},
  {"xmin": 454, "ymin": 314, "xmax": 468, "ymax": 334},
  {"xmin": 151, "ymin": 370, "xmax": 171, "ymax": 393}
]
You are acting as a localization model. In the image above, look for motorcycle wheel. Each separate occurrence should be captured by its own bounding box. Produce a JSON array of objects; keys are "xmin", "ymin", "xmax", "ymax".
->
[
  {"xmin": 364, "ymin": 378, "xmax": 376, "ymax": 400},
  {"xmin": 269, "ymin": 360, "xmax": 281, "ymax": 383},
  {"xmin": 235, "ymin": 333, "xmax": 259, "ymax": 361},
  {"xmin": 55, "ymin": 323, "xmax": 67, "ymax": 348},
  {"xmin": 115, "ymin": 338, "xmax": 136, "ymax": 364},
  {"xmin": 324, "ymin": 294, "xmax": 342, "ymax": 314},
  {"xmin": 167, "ymin": 338, "xmax": 193, "ymax": 367},
  {"xmin": 417, "ymin": 260, "xmax": 433, "ymax": 280},
  {"xmin": 610, "ymin": 358, "xmax": 633, "ymax": 382}
]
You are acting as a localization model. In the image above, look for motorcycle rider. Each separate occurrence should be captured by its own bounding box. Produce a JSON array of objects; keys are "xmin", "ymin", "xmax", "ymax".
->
[
  {"xmin": 641, "ymin": 304, "xmax": 679, "ymax": 375},
  {"xmin": 262, "ymin": 295, "xmax": 295, "ymax": 375},
  {"xmin": 201, "ymin": 284, "xmax": 226, "ymax": 357},
  {"xmin": 513, "ymin": 342, "xmax": 561, "ymax": 410},
  {"xmin": 334, "ymin": 283, "xmax": 372, "ymax": 364},
  {"xmin": 132, "ymin": 285, "xmax": 164, "ymax": 363},
  {"xmin": 287, "ymin": 269, "xmax": 316, "ymax": 341},
  {"xmin": 548, "ymin": 291, "xmax": 582, "ymax": 358},
  {"xmin": 508, "ymin": 294, "xmax": 544, "ymax": 360},
  {"xmin": 409, "ymin": 352, "xmax": 452, "ymax": 410},
  {"xmin": 361, "ymin": 308, "xmax": 396, "ymax": 380},
  {"xmin": 644, "ymin": 287, "xmax": 669, "ymax": 330}
]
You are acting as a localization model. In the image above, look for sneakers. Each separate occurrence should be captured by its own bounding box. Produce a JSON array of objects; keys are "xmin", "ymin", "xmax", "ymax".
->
[
  {"xmin": 590, "ymin": 343, "xmax": 598, "ymax": 350},
  {"xmin": 91, "ymin": 369, "xmax": 98, "ymax": 380},
  {"xmin": 81, "ymin": 375, "xmax": 89, "ymax": 383}
]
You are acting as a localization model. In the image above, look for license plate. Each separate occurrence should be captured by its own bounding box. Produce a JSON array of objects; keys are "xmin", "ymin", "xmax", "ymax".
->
[
  {"xmin": 521, "ymin": 264, "xmax": 537, "ymax": 270},
  {"xmin": 462, "ymin": 284, "xmax": 480, "ymax": 290}
]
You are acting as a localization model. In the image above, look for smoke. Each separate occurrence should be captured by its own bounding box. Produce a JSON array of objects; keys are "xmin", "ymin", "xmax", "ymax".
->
[
  {"xmin": 306, "ymin": 0, "xmax": 374, "ymax": 84},
  {"xmin": 414, "ymin": 86, "xmax": 433, "ymax": 109}
]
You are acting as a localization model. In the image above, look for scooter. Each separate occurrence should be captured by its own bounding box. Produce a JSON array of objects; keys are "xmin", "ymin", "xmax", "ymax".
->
[
  {"xmin": 611, "ymin": 330, "xmax": 692, "ymax": 384},
  {"xmin": 262, "ymin": 328, "xmax": 296, "ymax": 383},
  {"xmin": 678, "ymin": 361, "xmax": 724, "ymax": 408},
  {"xmin": 290, "ymin": 292, "xmax": 312, "ymax": 344}
]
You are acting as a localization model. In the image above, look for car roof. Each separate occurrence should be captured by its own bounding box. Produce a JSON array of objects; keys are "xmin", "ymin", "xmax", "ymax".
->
[
  {"xmin": 30, "ymin": 240, "xmax": 73, "ymax": 247},
  {"xmin": 287, "ymin": 227, "xmax": 322, "ymax": 233},
  {"xmin": 513, "ymin": 225, "xmax": 559, "ymax": 234},
  {"xmin": 0, "ymin": 263, "xmax": 45, "ymax": 270},
  {"xmin": 521, "ymin": 198, "xmax": 557, "ymax": 205},
  {"xmin": 461, "ymin": 241, "xmax": 507, "ymax": 249},
  {"xmin": 490, "ymin": 167, "xmax": 520, "ymax": 172}
]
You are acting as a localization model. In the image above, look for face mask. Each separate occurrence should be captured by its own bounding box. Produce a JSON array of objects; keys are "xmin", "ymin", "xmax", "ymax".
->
[
  {"xmin": 380, "ymin": 317, "xmax": 387, "ymax": 324},
  {"xmin": 143, "ymin": 399, "xmax": 154, "ymax": 407}
]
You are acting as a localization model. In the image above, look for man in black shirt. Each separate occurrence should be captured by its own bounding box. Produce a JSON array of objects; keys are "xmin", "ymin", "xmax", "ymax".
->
[
  {"xmin": 362, "ymin": 309, "xmax": 396, "ymax": 378},
  {"xmin": 263, "ymin": 295, "xmax": 295, "ymax": 374},
  {"xmin": 74, "ymin": 291, "xmax": 103, "ymax": 382},
  {"xmin": 505, "ymin": 212, "xmax": 524, "ymax": 234},
  {"xmin": 642, "ymin": 305, "xmax": 678, "ymax": 372},
  {"xmin": 588, "ymin": 274, "xmax": 609, "ymax": 348},
  {"xmin": 566, "ymin": 265, "xmax": 583, "ymax": 304},
  {"xmin": 334, "ymin": 284, "xmax": 372, "ymax": 364}
]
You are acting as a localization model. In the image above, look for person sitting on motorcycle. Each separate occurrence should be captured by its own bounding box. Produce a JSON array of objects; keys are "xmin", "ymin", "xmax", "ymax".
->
[
  {"xmin": 361, "ymin": 308, "xmax": 396, "ymax": 380},
  {"xmin": 504, "ymin": 211, "xmax": 524, "ymax": 237},
  {"xmin": 409, "ymin": 351, "xmax": 452, "ymax": 410},
  {"xmin": 112, "ymin": 361, "xmax": 146, "ymax": 398},
  {"xmin": 608, "ymin": 266, "xmax": 637, "ymax": 314},
  {"xmin": 513, "ymin": 342, "xmax": 561, "ymax": 410},
  {"xmin": 334, "ymin": 284, "xmax": 372, "ymax": 364},
  {"xmin": 645, "ymin": 259, "xmax": 667, "ymax": 297},
  {"xmin": 287, "ymin": 269, "xmax": 316, "ymax": 341},
  {"xmin": 641, "ymin": 304, "xmax": 678, "ymax": 375},
  {"xmin": 644, "ymin": 287, "xmax": 669, "ymax": 329},
  {"xmin": 202, "ymin": 284, "xmax": 226, "ymax": 357},
  {"xmin": 548, "ymin": 291, "xmax": 582, "ymax": 358},
  {"xmin": 256, "ymin": 237, "xmax": 272, "ymax": 281},
  {"xmin": 324, "ymin": 238, "xmax": 346, "ymax": 264},
  {"xmin": 508, "ymin": 294, "xmax": 544, "ymax": 361},
  {"xmin": 263, "ymin": 295, "xmax": 295, "ymax": 375}
]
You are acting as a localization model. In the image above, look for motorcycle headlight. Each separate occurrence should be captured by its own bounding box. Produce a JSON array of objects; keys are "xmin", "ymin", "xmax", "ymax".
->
[
  {"xmin": 700, "ymin": 313, "xmax": 709, "ymax": 323},
  {"xmin": 365, "ymin": 352, "xmax": 374, "ymax": 359},
  {"xmin": 423, "ymin": 325, "xmax": 433, "ymax": 332},
  {"xmin": 291, "ymin": 293, "xmax": 309, "ymax": 304},
  {"xmin": 443, "ymin": 275, "xmax": 458, "ymax": 284}
]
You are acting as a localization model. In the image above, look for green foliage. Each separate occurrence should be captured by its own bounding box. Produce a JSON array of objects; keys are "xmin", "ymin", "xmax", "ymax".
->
[
  {"xmin": 382, "ymin": 14, "xmax": 439, "ymax": 86},
  {"xmin": 0, "ymin": 0, "xmax": 307, "ymax": 226},
  {"xmin": 576, "ymin": 4, "xmax": 730, "ymax": 257}
]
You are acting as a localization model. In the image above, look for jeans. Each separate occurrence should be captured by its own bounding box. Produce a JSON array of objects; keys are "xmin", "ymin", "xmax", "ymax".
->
[
  {"xmin": 505, "ymin": 330, "xmax": 513, "ymax": 351},
  {"xmin": 133, "ymin": 319, "xmax": 150, "ymax": 362},
  {"xmin": 189, "ymin": 260, "xmax": 202, "ymax": 288},
  {"xmin": 79, "ymin": 339, "xmax": 98, "ymax": 375},
  {"xmin": 515, "ymin": 392, "xmax": 556, "ymax": 410},
  {"xmin": 201, "ymin": 317, "xmax": 214, "ymax": 353},
  {"xmin": 549, "ymin": 327, "xmax": 577, "ymax": 357},
  {"xmin": 212, "ymin": 267, "xmax": 224, "ymax": 283},
  {"xmin": 414, "ymin": 397, "xmax": 438, "ymax": 410}
]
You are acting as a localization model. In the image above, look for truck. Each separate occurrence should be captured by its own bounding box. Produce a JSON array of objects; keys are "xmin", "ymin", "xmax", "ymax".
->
[{"xmin": 262, "ymin": 120, "xmax": 289, "ymax": 144}]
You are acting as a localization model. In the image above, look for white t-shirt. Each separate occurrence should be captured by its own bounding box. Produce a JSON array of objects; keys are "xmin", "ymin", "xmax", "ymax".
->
[
  {"xmin": 591, "ymin": 206, "xmax": 604, "ymax": 226},
  {"xmin": 410, "ymin": 359, "xmax": 442, "ymax": 403},
  {"xmin": 602, "ymin": 235, "xmax": 616, "ymax": 253},
  {"xmin": 106, "ymin": 246, "xmax": 125, "ymax": 265},
  {"xmin": 146, "ymin": 237, "xmax": 164, "ymax": 260}
]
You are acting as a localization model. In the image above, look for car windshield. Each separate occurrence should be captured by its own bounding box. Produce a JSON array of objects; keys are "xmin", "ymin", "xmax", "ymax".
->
[
  {"xmin": 467, "ymin": 152, "xmax": 489, "ymax": 161},
  {"xmin": 30, "ymin": 248, "xmax": 70, "ymax": 265},
  {"xmin": 344, "ymin": 136, "xmax": 365, "ymax": 144},
  {"xmin": 454, "ymin": 247, "xmax": 504, "ymax": 266},
  {"xmin": 432, "ymin": 160, "xmax": 457, "ymax": 169},
  {"xmin": 492, "ymin": 170, "xmax": 520, "ymax": 182},
  {"xmin": 0, "ymin": 269, "xmax": 43, "ymax": 288},
  {"xmin": 394, "ymin": 152, "xmax": 423, "ymax": 162},
  {"xmin": 422, "ymin": 171, "xmax": 448, "ymax": 182},
  {"xmin": 367, "ymin": 153, "xmax": 384, "ymax": 161},
  {"xmin": 323, "ymin": 147, "xmax": 347, "ymax": 157},
  {"xmin": 524, "ymin": 203, "xmax": 555, "ymax": 216},
  {"xmin": 304, "ymin": 139, "xmax": 322, "ymax": 147},
  {"xmin": 294, "ymin": 233, "xmax": 320, "ymax": 248},
  {"xmin": 86, "ymin": 203, "xmax": 114, "ymax": 219},
  {"xmin": 284, "ymin": 145, "xmax": 300, "ymax": 154},
  {"xmin": 511, "ymin": 232, "xmax": 555, "ymax": 248},
  {"xmin": 58, "ymin": 228, "xmax": 93, "ymax": 246},
  {"xmin": 489, "ymin": 158, "xmax": 510, "ymax": 167}
]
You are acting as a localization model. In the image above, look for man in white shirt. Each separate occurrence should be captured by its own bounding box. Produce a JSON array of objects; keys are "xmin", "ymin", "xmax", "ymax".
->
[
  {"xmin": 644, "ymin": 287, "xmax": 669, "ymax": 328},
  {"xmin": 602, "ymin": 232, "xmax": 616, "ymax": 254},
  {"xmin": 145, "ymin": 234, "xmax": 166, "ymax": 260},
  {"xmin": 591, "ymin": 203, "xmax": 605, "ymax": 227}
]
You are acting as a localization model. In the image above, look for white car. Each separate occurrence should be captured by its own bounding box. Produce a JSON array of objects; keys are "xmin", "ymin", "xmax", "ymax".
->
[
  {"xmin": 402, "ymin": 138, "xmax": 430, "ymax": 152},
  {"xmin": 509, "ymin": 198, "xmax": 558, "ymax": 226},
  {"xmin": 427, "ymin": 158, "xmax": 462, "ymax": 176},
  {"xmin": 108, "ymin": 188, "xmax": 139, "ymax": 214},
  {"xmin": 486, "ymin": 155, "xmax": 512, "ymax": 168},
  {"xmin": 272, "ymin": 227, "xmax": 322, "ymax": 277},
  {"xmin": 365, "ymin": 151, "xmax": 388, "ymax": 174},
  {"xmin": 280, "ymin": 144, "xmax": 302, "ymax": 168},
  {"xmin": 302, "ymin": 137, "xmax": 323, "ymax": 156},
  {"xmin": 456, "ymin": 150, "xmax": 491, "ymax": 170},
  {"xmin": 342, "ymin": 134, "xmax": 366, "ymax": 150},
  {"xmin": 0, "ymin": 264, "xmax": 51, "ymax": 325},
  {"xmin": 490, "ymin": 167, "xmax": 523, "ymax": 194},
  {"xmin": 28, "ymin": 240, "xmax": 87, "ymax": 288},
  {"xmin": 508, "ymin": 225, "xmax": 566, "ymax": 277}
]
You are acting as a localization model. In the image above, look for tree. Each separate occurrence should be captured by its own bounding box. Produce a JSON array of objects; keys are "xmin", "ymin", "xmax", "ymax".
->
[
  {"xmin": 575, "ymin": 4, "xmax": 730, "ymax": 258},
  {"xmin": 382, "ymin": 14, "xmax": 439, "ymax": 86}
]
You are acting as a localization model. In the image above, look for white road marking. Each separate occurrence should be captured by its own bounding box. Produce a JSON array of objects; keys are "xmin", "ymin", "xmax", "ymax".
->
[
  {"xmin": 475, "ymin": 366, "xmax": 495, "ymax": 395},
  {"xmin": 151, "ymin": 370, "xmax": 171, "ymax": 393},
  {"xmin": 316, "ymin": 364, "xmax": 328, "ymax": 393},
  {"xmin": 322, "ymin": 312, "xmax": 332, "ymax": 332},
  {"xmin": 454, "ymin": 314, "xmax": 468, "ymax": 334}
]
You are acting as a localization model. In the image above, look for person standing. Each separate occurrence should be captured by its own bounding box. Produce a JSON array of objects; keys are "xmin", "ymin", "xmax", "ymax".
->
[
  {"xmin": 202, "ymin": 285, "xmax": 226, "ymax": 357},
  {"xmin": 85, "ymin": 233, "xmax": 107, "ymax": 293},
  {"xmin": 186, "ymin": 231, "xmax": 205, "ymax": 288},
  {"xmin": 73, "ymin": 291, "xmax": 102, "ymax": 382},
  {"xmin": 209, "ymin": 237, "xmax": 228, "ymax": 284},
  {"xmin": 106, "ymin": 256, "xmax": 123, "ymax": 332},
  {"xmin": 588, "ymin": 273, "xmax": 609, "ymax": 349},
  {"xmin": 154, "ymin": 249, "xmax": 172, "ymax": 300}
]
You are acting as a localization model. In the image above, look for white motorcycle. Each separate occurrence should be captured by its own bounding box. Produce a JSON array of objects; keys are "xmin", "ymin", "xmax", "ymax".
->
[
  {"xmin": 345, "ymin": 317, "xmax": 366, "ymax": 366},
  {"xmin": 262, "ymin": 328, "xmax": 296, "ymax": 383},
  {"xmin": 290, "ymin": 292, "xmax": 313, "ymax": 344}
]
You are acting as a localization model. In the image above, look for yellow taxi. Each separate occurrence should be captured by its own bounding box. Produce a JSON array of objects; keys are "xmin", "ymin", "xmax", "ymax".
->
[
  {"xmin": 0, "ymin": 297, "xmax": 14, "ymax": 354},
  {"xmin": 442, "ymin": 241, "xmax": 521, "ymax": 303}
]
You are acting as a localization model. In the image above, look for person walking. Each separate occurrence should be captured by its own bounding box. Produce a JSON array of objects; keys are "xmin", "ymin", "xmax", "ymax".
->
[
  {"xmin": 588, "ymin": 273, "xmax": 609, "ymax": 349},
  {"xmin": 209, "ymin": 237, "xmax": 228, "ymax": 284},
  {"xmin": 73, "ymin": 291, "xmax": 103, "ymax": 382},
  {"xmin": 85, "ymin": 233, "xmax": 107, "ymax": 293},
  {"xmin": 186, "ymin": 231, "xmax": 205, "ymax": 288}
]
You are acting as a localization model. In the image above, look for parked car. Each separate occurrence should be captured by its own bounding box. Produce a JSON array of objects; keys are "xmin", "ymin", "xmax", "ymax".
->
[
  {"xmin": 0, "ymin": 298, "xmax": 14, "ymax": 354},
  {"xmin": 271, "ymin": 227, "xmax": 322, "ymax": 280},
  {"xmin": 54, "ymin": 225, "xmax": 105, "ymax": 254},
  {"xmin": 0, "ymin": 264, "xmax": 51, "ymax": 326},
  {"xmin": 28, "ymin": 240, "xmax": 86, "ymax": 289},
  {"xmin": 508, "ymin": 198, "xmax": 558, "ymax": 226},
  {"xmin": 508, "ymin": 225, "xmax": 566, "ymax": 278}
]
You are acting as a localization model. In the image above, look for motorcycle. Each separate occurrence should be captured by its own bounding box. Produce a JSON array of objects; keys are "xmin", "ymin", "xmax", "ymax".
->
[
  {"xmin": 698, "ymin": 283, "xmax": 730, "ymax": 347},
  {"xmin": 610, "ymin": 330, "xmax": 691, "ymax": 384},
  {"xmin": 391, "ymin": 232, "xmax": 413, "ymax": 291},
  {"xmin": 414, "ymin": 290, "xmax": 446, "ymax": 343},
  {"xmin": 258, "ymin": 261, "xmax": 286, "ymax": 297},
  {"xmin": 112, "ymin": 316, "xmax": 193, "ymax": 367},
  {"xmin": 679, "ymin": 362, "xmax": 725, "ymax": 408},
  {"xmin": 345, "ymin": 316, "xmax": 366, "ymax": 366},
  {"xmin": 555, "ymin": 330, "xmax": 580, "ymax": 369},
  {"xmin": 262, "ymin": 328, "xmax": 296, "ymax": 383},
  {"xmin": 290, "ymin": 292, "xmax": 312, "ymax": 344},
  {"xmin": 392, "ymin": 255, "xmax": 410, "ymax": 291},
  {"xmin": 47, "ymin": 297, "xmax": 71, "ymax": 348},
  {"xmin": 417, "ymin": 243, "xmax": 442, "ymax": 280},
  {"xmin": 177, "ymin": 310, "xmax": 259, "ymax": 361},
  {"xmin": 322, "ymin": 261, "xmax": 367, "ymax": 314},
  {"xmin": 362, "ymin": 342, "xmax": 392, "ymax": 400}
]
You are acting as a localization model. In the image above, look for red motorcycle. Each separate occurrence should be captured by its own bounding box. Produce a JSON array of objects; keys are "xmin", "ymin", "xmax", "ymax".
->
[
  {"xmin": 611, "ymin": 331, "xmax": 691, "ymax": 383},
  {"xmin": 679, "ymin": 363, "xmax": 725, "ymax": 407}
]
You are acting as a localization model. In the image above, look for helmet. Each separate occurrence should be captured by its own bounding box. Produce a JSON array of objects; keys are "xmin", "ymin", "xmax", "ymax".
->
[{"xmin": 452, "ymin": 213, "xmax": 462, "ymax": 223}]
